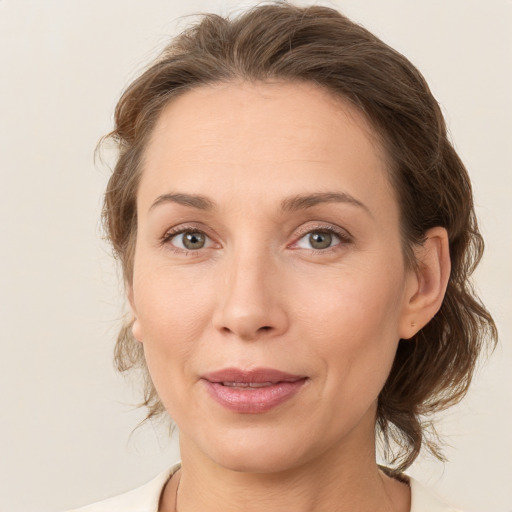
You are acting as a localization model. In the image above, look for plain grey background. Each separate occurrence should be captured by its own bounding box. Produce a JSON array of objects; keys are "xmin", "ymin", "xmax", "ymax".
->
[{"xmin": 0, "ymin": 1, "xmax": 510, "ymax": 511}]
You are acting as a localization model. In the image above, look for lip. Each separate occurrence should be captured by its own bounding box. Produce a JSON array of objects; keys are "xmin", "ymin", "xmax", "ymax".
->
[{"xmin": 201, "ymin": 368, "xmax": 308, "ymax": 414}]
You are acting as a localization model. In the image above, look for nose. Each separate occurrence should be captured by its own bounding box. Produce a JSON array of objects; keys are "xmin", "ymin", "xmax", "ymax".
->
[{"xmin": 212, "ymin": 249, "xmax": 289, "ymax": 341}]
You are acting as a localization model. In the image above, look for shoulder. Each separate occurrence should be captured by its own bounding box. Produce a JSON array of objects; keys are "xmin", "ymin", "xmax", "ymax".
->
[
  {"xmin": 65, "ymin": 464, "xmax": 179, "ymax": 512},
  {"xmin": 409, "ymin": 477, "xmax": 465, "ymax": 512}
]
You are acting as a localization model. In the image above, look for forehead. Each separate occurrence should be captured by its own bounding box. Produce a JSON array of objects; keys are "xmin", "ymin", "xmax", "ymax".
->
[
  {"xmin": 140, "ymin": 80, "xmax": 396, "ymax": 217},
  {"xmin": 146, "ymin": 80, "xmax": 384, "ymax": 162}
]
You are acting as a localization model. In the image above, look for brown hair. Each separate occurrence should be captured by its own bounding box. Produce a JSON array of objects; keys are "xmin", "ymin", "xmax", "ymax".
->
[{"xmin": 102, "ymin": 1, "xmax": 497, "ymax": 472}]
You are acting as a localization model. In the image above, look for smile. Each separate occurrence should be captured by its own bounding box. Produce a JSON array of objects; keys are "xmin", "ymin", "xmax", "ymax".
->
[
  {"xmin": 201, "ymin": 368, "xmax": 308, "ymax": 414},
  {"xmin": 220, "ymin": 382, "xmax": 276, "ymax": 388}
]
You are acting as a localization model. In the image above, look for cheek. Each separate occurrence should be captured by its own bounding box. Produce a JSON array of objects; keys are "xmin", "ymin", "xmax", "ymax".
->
[
  {"xmin": 297, "ymin": 266, "xmax": 405, "ymax": 390},
  {"xmin": 295, "ymin": 262, "xmax": 405, "ymax": 338},
  {"xmin": 131, "ymin": 262, "xmax": 216, "ymax": 384},
  {"xmin": 134, "ymin": 256, "xmax": 213, "ymax": 330}
]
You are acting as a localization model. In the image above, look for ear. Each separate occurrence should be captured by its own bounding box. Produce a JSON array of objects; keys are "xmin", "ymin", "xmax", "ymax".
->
[
  {"xmin": 127, "ymin": 283, "xmax": 144, "ymax": 343},
  {"xmin": 399, "ymin": 227, "xmax": 451, "ymax": 339}
]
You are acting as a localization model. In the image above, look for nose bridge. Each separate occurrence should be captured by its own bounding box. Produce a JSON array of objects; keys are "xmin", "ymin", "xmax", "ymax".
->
[{"xmin": 213, "ymin": 237, "xmax": 288, "ymax": 340}]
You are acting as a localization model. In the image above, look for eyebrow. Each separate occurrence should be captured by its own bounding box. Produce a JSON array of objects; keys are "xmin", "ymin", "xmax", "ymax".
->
[
  {"xmin": 149, "ymin": 191, "xmax": 370, "ymax": 216},
  {"xmin": 150, "ymin": 193, "xmax": 215, "ymax": 212},
  {"xmin": 280, "ymin": 192, "xmax": 371, "ymax": 216}
]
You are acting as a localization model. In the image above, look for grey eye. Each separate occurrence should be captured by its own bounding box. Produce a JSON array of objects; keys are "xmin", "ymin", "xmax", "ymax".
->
[
  {"xmin": 309, "ymin": 232, "xmax": 333, "ymax": 249},
  {"xmin": 296, "ymin": 230, "xmax": 340, "ymax": 250},
  {"xmin": 172, "ymin": 231, "xmax": 208, "ymax": 250},
  {"xmin": 182, "ymin": 231, "xmax": 206, "ymax": 249}
]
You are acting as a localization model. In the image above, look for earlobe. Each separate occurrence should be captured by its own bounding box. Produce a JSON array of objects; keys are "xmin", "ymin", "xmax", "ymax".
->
[
  {"xmin": 132, "ymin": 318, "xmax": 143, "ymax": 343},
  {"xmin": 127, "ymin": 285, "xmax": 144, "ymax": 344},
  {"xmin": 399, "ymin": 227, "xmax": 451, "ymax": 339}
]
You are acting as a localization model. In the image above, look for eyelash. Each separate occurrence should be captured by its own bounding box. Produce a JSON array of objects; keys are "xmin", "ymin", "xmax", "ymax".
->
[
  {"xmin": 160, "ymin": 224, "xmax": 216, "ymax": 256},
  {"xmin": 160, "ymin": 223, "xmax": 352, "ymax": 256},
  {"xmin": 290, "ymin": 224, "xmax": 352, "ymax": 254}
]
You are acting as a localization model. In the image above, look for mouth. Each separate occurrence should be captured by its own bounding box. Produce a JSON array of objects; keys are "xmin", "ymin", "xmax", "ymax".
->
[
  {"xmin": 220, "ymin": 381, "xmax": 283, "ymax": 388},
  {"xmin": 201, "ymin": 368, "xmax": 308, "ymax": 414}
]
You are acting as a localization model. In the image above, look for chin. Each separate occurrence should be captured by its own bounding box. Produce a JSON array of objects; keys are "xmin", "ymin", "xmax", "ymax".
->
[
  {"xmin": 195, "ymin": 426, "xmax": 321, "ymax": 475},
  {"xmin": 212, "ymin": 449, "xmax": 306, "ymax": 475}
]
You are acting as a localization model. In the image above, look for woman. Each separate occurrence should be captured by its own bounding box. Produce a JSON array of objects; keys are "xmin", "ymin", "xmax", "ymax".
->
[{"xmin": 71, "ymin": 2, "xmax": 496, "ymax": 511}]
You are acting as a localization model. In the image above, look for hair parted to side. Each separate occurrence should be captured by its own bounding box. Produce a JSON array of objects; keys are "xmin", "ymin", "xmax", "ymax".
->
[{"xmin": 101, "ymin": 1, "xmax": 497, "ymax": 472}]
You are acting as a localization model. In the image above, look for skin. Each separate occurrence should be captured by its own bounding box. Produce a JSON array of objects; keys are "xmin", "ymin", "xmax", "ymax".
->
[{"xmin": 129, "ymin": 81, "xmax": 450, "ymax": 512}]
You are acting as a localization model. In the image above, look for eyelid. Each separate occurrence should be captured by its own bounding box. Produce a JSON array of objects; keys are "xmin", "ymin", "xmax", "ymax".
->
[
  {"xmin": 160, "ymin": 223, "xmax": 219, "ymax": 252},
  {"xmin": 288, "ymin": 223, "xmax": 353, "ymax": 251},
  {"xmin": 159, "ymin": 221, "xmax": 352, "ymax": 253},
  {"xmin": 291, "ymin": 223, "xmax": 352, "ymax": 242}
]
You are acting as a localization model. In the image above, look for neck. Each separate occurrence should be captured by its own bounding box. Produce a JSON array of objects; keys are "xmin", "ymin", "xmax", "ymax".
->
[{"xmin": 160, "ymin": 434, "xmax": 410, "ymax": 512}]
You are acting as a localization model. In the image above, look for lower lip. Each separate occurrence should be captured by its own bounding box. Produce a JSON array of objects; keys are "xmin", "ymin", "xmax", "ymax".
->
[{"xmin": 203, "ymin": 379, "xmax": 307, "ymax": 414}]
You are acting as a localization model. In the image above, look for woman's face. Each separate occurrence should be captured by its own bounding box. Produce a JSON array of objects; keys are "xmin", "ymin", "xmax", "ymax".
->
[{"xmin": 131, "ymin": 81, "xmax": 418, "ymax": 472}]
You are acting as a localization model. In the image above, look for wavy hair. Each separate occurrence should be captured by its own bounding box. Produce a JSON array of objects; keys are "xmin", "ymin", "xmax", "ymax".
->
[{"xmin": 101, "ymin": 1, "xmax": 497, "ymax": 472}]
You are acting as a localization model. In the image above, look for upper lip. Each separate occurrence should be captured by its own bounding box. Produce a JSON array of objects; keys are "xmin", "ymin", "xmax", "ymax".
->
[{"xmin": 201, "ymin": 367, "xmax": 306, "ymax": 384}]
